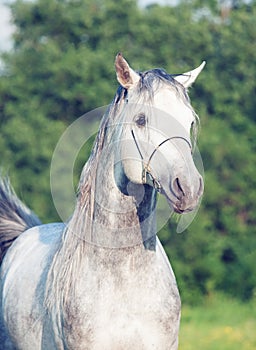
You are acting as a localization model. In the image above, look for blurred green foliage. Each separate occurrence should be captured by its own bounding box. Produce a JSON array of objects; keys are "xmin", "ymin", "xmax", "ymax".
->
[{"xmin": 0, "ymin": 0, "xmax": 255, "ymax": 303}]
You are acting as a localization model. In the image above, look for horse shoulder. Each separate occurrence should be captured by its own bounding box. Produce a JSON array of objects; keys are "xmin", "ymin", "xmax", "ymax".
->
[{"xmin": 155, "ymin": 236, "xmax": 181, "ymax": 317}]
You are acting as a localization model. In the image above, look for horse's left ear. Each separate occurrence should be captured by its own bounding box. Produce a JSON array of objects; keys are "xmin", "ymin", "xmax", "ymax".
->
[
  {"xmin": 174, "ymin": 61, "xmax": 206, "ymax": 88},
  {"xmin": 115, "ymin": 53, "xmax": 140, "ymax": 89}
]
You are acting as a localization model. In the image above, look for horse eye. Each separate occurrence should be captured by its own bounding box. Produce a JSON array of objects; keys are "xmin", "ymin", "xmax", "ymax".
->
[{"xmin": 135, "ymin": 114, "xmax": 146, "ymax": 127}]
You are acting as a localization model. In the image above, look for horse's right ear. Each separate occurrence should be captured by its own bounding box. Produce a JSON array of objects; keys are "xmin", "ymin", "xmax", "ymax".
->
[{"xmin": 115, "ymin": 53, "xmax": 140, "ymax": 89}]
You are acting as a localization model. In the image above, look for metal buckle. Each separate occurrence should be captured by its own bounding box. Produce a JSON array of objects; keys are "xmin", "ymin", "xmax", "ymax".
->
[{"xmin": 142, "ymin": 166, "xmax": 161, "ymax": 192}]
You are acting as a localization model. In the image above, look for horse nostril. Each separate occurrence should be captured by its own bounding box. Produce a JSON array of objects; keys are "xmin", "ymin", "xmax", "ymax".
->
[{"xmin": 172, "ymin": 178, "xmax": 185, "ymax": 199}]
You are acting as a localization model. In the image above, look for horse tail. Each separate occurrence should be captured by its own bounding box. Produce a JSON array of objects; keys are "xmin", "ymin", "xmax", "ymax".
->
[{"xmin": 0, "ymin": 177, "xmax": 41, "ymax": 263}]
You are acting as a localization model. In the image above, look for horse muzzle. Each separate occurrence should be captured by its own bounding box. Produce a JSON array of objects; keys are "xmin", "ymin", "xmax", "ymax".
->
[{"xmin": 165, "ymin": 174, "xmax": 204, "ymax": 214}]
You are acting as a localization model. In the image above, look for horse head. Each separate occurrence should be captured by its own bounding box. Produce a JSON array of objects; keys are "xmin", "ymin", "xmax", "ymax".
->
[{"xmin": 115, "ymin": 53, "xmax": 205, "ymax": 214}]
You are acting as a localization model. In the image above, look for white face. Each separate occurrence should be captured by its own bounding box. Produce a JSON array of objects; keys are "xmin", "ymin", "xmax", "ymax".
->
[
  {"xmin": 120, "ymin": 83, "xmax": 195, "ymax": 179},
  {"xmin": 120, "ymin": 83, "xmax": 203, "ymax": 213}
]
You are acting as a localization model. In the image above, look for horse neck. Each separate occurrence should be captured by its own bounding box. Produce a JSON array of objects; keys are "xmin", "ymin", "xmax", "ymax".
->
[
  {"xmin": 91, "ymin": 144, "xmax": 157, "ymax": 249},
  {"xmin": 68, "ymin": 138, "xmax": 157, "ymax": 249}
]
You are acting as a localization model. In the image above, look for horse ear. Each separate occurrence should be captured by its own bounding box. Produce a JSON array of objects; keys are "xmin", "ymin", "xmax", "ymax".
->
[
  {"xmin": 174, "ymin": 61, "xmax": 206, "ymax": 88},
  {"xmin": 115, "ymin": 53, "xmax": 140, "ymax": 89}
]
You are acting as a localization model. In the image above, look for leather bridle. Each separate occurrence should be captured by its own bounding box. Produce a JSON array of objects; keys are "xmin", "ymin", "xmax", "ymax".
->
[{"xmin": 131, "ymin": 129, "xmax": 192, "ymax": 191}]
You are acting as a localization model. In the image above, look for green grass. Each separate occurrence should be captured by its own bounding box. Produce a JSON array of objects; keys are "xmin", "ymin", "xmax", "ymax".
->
[{"xmin": 179, "ymin": 294, "xmax": 256, "ymax": 350}]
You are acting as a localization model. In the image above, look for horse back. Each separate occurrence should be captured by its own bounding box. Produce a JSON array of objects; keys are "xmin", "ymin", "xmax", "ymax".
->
[{"xmin": 0, "ymin": 223, "xmax": 64, "ymax": 350}]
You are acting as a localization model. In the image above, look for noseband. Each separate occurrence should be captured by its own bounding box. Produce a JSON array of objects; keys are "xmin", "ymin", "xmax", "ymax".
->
[{"xmin": 131, "ymin": 129, "xmax": 192, "ymax": 191}]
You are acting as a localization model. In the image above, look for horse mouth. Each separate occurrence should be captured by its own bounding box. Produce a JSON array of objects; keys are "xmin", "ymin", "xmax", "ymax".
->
[
  {"xmin": 165, "ymin": 195, "xmax": 198, "ymax": 214},
  {"xmin": 173, "ymin": 206, "xmax": 185, "ymax": 214},
  {"xmin": 173, "ymin": 205, "xmax": 194, "ymax": 214}
]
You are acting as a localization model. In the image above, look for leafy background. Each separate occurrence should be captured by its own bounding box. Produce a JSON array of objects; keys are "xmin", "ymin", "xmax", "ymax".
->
[{"xmin": 0, "ymin": 0, "xmax": 255, "ymax": 347}]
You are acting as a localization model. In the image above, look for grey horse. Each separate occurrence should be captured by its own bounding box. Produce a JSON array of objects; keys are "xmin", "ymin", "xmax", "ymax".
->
[{"xmin": 0, "ymin": 53, "xmax": 205, "ymax": 349}]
